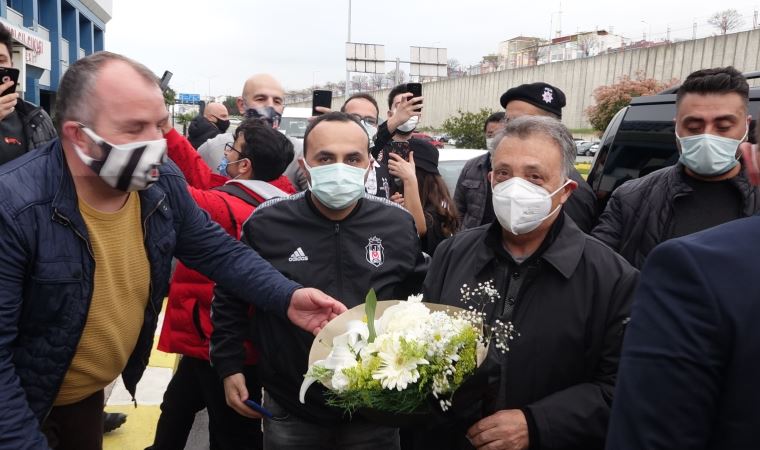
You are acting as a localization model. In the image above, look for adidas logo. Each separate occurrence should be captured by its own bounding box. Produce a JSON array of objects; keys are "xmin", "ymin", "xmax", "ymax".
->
[{"xmin": 288, "ymin": 247, "xmax": 309, "ymax": 262}]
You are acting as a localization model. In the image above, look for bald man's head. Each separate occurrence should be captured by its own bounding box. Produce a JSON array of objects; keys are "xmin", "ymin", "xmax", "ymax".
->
[
  {"xmin": 237, "ymin": 74, "xmax": 285, "ymax": 115},
  {"xmin": 204, "ymin": 102, "xmax": 228, "ymax": 121}
]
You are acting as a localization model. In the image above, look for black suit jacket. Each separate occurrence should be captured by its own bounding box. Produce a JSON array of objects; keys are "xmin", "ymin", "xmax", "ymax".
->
[{"xmin": 607, "ymin": 215, "xmax": 760, "ymax": 449}]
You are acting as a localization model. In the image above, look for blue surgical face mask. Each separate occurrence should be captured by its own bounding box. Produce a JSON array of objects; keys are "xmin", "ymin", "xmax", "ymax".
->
[
  {"xmin": 217, "ymin": 156, "xmax": 246, "ymax": 177},
  {"xmin": 676, "ymin": 126, "xmax": 748, "ymax": 176},
  {"xmin": 303, "ymin": 160, "xmax": 368, "ymax": 210}
]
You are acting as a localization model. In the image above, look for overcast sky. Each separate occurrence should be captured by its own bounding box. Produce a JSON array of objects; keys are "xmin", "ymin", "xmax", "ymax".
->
[{"xmin": 105, "ymin": 0, "xmax": 760, "ymax": 96}]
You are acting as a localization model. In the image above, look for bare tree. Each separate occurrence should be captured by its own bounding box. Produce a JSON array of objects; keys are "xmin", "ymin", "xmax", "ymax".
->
[
  {"xmin": 351, "ymin": 75, "xmax": 370, "ymax": 92},
  {"xmin": 336, "ymin": 81, "xmax": 347, "ymax": 96},
  {"xmin": 369, "ymin": 73, "xmax": 385, "ymax": 90},
  {"xmin": 708, "ymin": 9, "xmax": 744, "ymax": 35},
  {"xmin": 447, "ymin": 58, "xmax": 460, "ymax": 77},
  {"xmin": 385, "ymin": 69, "xmax": 407, "ymax": 86},
  {"xmin": 576, "ymin": 33, "xmax": 600, "ymax": 58}
]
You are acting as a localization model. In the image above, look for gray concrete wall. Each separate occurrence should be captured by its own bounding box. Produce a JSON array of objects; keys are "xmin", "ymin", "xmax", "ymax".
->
[{"xmin": 287, "ymin": 29, "xmax": 760, "ymax": 130}]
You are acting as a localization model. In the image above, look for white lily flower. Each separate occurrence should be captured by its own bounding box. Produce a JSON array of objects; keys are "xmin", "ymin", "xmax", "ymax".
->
[
  {"xmin": 332, "ymin": 320, "xmax": 369, "ymax": 350},
  {"xmin": 300, "ymin": 339, "xmax": 360, "ymax": 403}
]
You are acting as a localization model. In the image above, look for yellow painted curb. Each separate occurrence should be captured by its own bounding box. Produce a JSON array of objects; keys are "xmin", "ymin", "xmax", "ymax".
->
[{"xmin": 103, "ymin": 405, "xmax": 160, "ymax": 449}]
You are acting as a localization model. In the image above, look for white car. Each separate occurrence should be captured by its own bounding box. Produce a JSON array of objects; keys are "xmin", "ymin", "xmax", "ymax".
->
[
  {"xmin": 438, "ymin": 148, "xmax": 488, "ymax": 195},
  {"xmin": 279, "ymin": 107, "xmax": 311, "ymax": 139}
]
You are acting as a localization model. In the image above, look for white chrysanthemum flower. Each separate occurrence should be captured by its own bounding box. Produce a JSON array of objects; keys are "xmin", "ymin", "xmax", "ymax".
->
[
  {"xmin": 371, "ymin": 335, "xmax": 429, "ymax": 391},
  {"xmin": 407, "ymin": 293, "xmax": 424, "ymax": 303},
  {"xmin": 376, "ymin": 301, "xmax": 430, "ymax": 335}
]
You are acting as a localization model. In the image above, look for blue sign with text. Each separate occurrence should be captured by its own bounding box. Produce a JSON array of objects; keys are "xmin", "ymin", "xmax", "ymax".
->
[{"xmin": 177, "ymin": 93, "xmax": 201, "ymax": 104}]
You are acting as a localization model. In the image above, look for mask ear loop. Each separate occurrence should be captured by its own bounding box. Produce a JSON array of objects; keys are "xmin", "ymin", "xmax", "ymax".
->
[{"xmin": 522, "ymin": 178, "xmax": 573, "ymax": 227}]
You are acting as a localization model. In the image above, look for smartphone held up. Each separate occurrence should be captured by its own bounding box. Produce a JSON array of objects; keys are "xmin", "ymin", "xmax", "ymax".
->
[
  {"xmin": 312, "ymin": 90, "xmax": 332, "ymax": 116},
  {"xmin": 406, "ymin": 83, "xmax": 422, "ymax": 111},
  {"xmin": 0, "ymin": 67, "xmax": 19, "ymax": 97}
]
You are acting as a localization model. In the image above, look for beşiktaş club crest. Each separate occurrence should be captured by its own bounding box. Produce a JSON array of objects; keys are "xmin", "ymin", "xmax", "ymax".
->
[
  {"xmin": 365, "ymin": 236, "xmax": 385, "ymax": 268},
  {"xmin": 542, "ymin": 87, "xmax": 554, "ymax": 104}
]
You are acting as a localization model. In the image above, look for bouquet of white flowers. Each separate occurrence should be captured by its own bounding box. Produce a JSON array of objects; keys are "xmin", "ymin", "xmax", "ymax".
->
[{"xmin": 300, "ymin": 286, "xmax": 516, "ymax": 419}]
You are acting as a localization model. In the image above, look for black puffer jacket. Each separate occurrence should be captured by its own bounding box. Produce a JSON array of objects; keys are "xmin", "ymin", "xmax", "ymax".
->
[
  {"xmin": 16, "ymin": 99, "xmax": 57, "ymax": 151},
  {"xmin": 0, "ymin": 140, "xmax": 300, "ymax": 448},
  {"xmin": 592, "ymin": 164, "xmax": 760, "ymax": 269}
]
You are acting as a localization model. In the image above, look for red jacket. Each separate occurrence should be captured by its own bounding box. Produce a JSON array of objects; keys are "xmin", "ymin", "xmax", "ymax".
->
[{"xmin": 158, "ymin": 129, "xmax": 295, "ymax": 362}]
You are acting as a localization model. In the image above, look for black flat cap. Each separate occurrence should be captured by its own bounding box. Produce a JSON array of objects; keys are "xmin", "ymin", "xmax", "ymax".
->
[{"xmin": 499, "ymin": 82, "xmax": 566, "ymax": 118}]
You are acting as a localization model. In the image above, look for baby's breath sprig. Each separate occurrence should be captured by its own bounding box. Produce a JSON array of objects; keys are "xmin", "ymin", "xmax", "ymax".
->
[
  {"xmin": 490, "ymin": 319, "xmax": 519, "ymax": 353},
  {"xmin": 458, "ymin": 281, "xmax": 519, "ymax": 354}
]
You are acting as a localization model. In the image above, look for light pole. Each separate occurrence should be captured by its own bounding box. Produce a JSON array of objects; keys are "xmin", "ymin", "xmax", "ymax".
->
[
  {"xmin": 345, "ymin": 0, "xmax": 352, "ymax": 97},
  {"xmin": 641, "ymin": 20, "xmax": 651, "ymax": 42},
  {"xmin": 204, "ymin": 75, "xmax": 218, "ymax": 101}
]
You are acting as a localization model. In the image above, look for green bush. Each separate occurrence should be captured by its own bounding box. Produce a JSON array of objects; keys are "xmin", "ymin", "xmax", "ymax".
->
[{"xmin": 441, "ymin": 108, "xmax": 495, "ymax": 149}]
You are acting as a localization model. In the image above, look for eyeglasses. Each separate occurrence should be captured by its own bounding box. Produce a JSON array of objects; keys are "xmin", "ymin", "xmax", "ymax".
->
[
  {"xmin": 224, "ymin": 142, "xmax": 242, "ymax": 156},
  {"xmin": 348, "ymin": 114, "xmax": 378, "ymax": 127}
]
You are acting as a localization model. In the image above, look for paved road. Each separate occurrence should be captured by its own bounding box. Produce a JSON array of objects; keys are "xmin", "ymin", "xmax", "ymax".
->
[{"xmin": 104, "ymin": 307, "xmax": 211, "ymax": 450}]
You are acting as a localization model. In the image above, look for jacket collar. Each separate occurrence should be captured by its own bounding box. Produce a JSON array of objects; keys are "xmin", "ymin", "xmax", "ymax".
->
[
  {"xmin": 669, "ymin": 163, "xmax": 758, "ymax": 214},
  {"xmin": 537, "ymin": 215, "xmax": 586, "ymax": 279},
  {"xmin": 305, "ymin": 191, "xmax": 363, "ymax": 222},
  {"xmin": 478, "ymin": 152, "xmax": 492, "ymax": 172},
  {"xmin": 482, "ymin": 212, "xmax": 585, "ymax": 279}
]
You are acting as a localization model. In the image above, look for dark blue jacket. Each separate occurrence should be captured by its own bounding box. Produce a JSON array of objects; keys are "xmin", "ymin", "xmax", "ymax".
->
[
  {"xmin": 0, "ymin": 140, "xmax": 300, "ymax": 449},
  {"xmin": 606, "ymin": 215, "xmax": 760, "ymax": 450}
]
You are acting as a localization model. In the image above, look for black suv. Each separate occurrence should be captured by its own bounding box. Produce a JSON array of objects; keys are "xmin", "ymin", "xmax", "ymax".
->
[{"xmin": 586, "ymin": 73, "xmax": 760, "ymax": 211}]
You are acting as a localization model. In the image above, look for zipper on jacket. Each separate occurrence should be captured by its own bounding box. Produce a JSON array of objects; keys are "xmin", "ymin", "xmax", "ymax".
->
[
  {"xmin": 334, "ymin": 223, "xmax": 343, "ymax": 295},
  {"xmin": 133, "ymin": 196, "xmax": 167, "ymax": 398},
  {"xmin": 664, "ymin": 192, "xmax": 688, "ymax": 239},
  {"xmin": 47, "ymin": 209, "xmax": 96, "ymax": 420},
  {"xmin": 142, "ymin": 195, "xmax": 166, "ymax": 318}
]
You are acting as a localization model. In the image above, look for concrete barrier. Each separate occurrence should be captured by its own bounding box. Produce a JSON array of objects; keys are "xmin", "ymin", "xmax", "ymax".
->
[{"xmin": 287, "ymin": 29, "xmax": 760, "ymax": 130}]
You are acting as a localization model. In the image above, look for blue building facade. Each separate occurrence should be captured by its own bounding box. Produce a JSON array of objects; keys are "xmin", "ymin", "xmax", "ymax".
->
[{"xmin": 0, "ymin": 0, "xmax": 111, "ymax": 112}]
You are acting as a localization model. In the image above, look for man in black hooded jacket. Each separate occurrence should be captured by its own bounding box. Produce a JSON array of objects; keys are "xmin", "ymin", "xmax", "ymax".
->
[{"xmin": 187, "ymin": 102, "xmax": 229, "ymax": 149}]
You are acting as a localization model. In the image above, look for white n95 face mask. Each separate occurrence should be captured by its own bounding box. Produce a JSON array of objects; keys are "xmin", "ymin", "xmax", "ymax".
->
[
  {"xmin": 361, "ymin": 120, "xmax": 378, "ymax": 142},
  {"xmin": 492, "ymin": 177, "xmax": 570, "ymax": 235},
  {"xmin": 486, "ymin": 137, "xmax": 497, "ymax": 153}
]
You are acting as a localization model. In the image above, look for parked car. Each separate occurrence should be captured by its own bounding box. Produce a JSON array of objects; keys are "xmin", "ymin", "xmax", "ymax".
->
[
  {"xmin": 437, "ymin": 148, "xmax": 488, "ymax": 195},
  {"xmin": 586, "ymin": 70, "xmax": 760, "ymax": 212},
  {"xmin": 279, "ymin": 107, "xmax": 311, "ymax": 139},
  {"xmin": 412, "ymin": 132, "xmax": 445, "ymax": 149},
  {"xmin": 575, "ymin": 141, "xmax": 593, "ymax": 156},
  {"xmin": 587, "ymin": 143, "xmax": 600, "ymax": 156}
]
